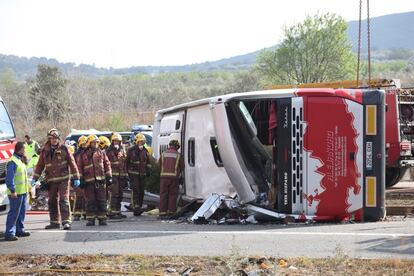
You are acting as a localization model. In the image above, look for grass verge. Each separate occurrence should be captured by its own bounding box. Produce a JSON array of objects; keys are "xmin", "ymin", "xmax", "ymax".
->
[{"xmin": 0, "ymin": 254, "xmax": 413, "ymax": 275}]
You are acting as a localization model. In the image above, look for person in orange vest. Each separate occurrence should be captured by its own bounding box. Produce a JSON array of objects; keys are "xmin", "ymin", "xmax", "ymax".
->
[
  {"xmin": 126, "ymin": 133, "xmax": 151, "ymax": 216},
  {"xmin": 158, "ymin": 140, "xmax": 183, "ymax": 218},
  {"xmin": 78, "ymin": 135, "xmax": 112, "ymax": 226},
  {"xmin": 33, "ymin": 129, "xmax": 80, "ymax": 230}
]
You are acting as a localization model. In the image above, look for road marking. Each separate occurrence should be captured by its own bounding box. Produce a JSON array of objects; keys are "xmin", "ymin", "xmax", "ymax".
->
[{"xmin": 33, "ymin": 230, "xmax": 414, "ymax": 238}]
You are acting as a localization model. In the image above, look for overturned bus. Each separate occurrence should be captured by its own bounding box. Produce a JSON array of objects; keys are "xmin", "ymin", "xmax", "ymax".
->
[{"xmin": 153, "ymin": 88, "xmax": 386, "ymax": 222}]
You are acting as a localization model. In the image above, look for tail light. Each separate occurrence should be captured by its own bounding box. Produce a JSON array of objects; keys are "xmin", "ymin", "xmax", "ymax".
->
[{"xmin": 400, "ymin": 140, "xmax": 412, "ymax": 156}]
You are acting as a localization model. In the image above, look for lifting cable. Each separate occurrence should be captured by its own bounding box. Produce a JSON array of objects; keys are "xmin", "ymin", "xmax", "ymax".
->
[{"xmin": 356, "ymin": 0, "xmax": 371, "ymax": 86}]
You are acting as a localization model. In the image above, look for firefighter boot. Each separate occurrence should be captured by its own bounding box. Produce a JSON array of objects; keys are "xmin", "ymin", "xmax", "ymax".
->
[
  {"xmin": 45, "ymin": 223, "xmax": 61, "ymax": 230},
  {"xmin": 98, "ymin": 219, "xmax": 108, "ymax": 226},
  {"xmin": 133, "ymin": 207, "xmax": 143, "ymax": 216},
  {"xmin": 86, "ymin": 219, "xmax": 95, "ymax": 226},
  {"xmin": 62, "ymin": 222, "xmax": 71, "ymax": 230}
]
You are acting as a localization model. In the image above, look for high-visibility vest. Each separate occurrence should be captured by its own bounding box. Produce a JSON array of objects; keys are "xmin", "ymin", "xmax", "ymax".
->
[
  {"xmin": 27, "ymin": 154, "xmax": 39, "ymax": 170},
  {"xmin": 6, "ymin": 155, "xmax": 29, "ymax": 195},
  {"xmin": 144, "ymin": 143, "xmax": 153, "ymax": 156},
  {"xmin": 25, "ymin": 141, "xmax": 38, "ymax": 159}
]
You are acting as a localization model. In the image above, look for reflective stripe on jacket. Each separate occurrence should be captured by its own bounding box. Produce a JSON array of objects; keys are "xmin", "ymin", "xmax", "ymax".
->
[
  {"xmin": 126, "ymin": 145, "xmax": 150, "ymax": 176},
  {"xmin": 33, "ymin": 143, "xmax": 80, "ymax": 183},
  {"xmin": 106, "ymin": 145, "xmax": 127, "ymax": 177},
  {"xmin": 159, "ymin": 148, "xmax": 183, "ymax": 179},
  {"xmin": 6, "ymin": 155, "xmax": 28, "ymax": 195},
  {"xmin": 79, "ymin": 148, "xmax": 112, "ymax": 183}
]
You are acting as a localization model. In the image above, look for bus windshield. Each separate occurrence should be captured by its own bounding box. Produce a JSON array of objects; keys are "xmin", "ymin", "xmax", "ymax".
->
[{"xmin": 0, "ymin": 102, "xmax": 15, "ymax": 140}]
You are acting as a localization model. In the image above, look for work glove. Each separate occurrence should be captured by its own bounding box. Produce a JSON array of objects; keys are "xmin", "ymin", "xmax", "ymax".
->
[
  {"xmin": 73, "ymin": 179, "xmax": 81, "ymax": 188},
  {"xmin": 106, "ymin": 176, "xmax": 113, "ymax": 186},
  {"xmin": 31, "ymin": 179, "xmax": 37, "ymax": 187}
]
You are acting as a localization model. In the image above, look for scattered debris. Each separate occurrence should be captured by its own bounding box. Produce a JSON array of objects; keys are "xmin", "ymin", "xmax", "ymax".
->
[
  {"xmin": 30, "ymin": 190, "xmax": 48, "ymax": 211},
  {"xmin": 180, "ymin": 266, "xmax": 193, "ymax": 276},
  {"xmin": 191, "ymin": 194, "xmax": 226, "ymax": 222},
  {"xmin": 278, "ymin": 259, "xmax": 288, "ymax": 268},
  {"xmin": 166, "ymin": 267, "xmax": 177, "ymax": 273}
]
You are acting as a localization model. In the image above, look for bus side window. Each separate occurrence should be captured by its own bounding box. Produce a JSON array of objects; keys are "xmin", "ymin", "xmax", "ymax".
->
[
  {"xmin": 188, "ymin": 138, "xmax": 195, "ymax": 167},
  {"xmin": 159, "ymin": 144, "xmax": 168, "ymax": 154},
  {"xmin": 210, "ymin": 137, "xmax": 223, "ymax": 167}
]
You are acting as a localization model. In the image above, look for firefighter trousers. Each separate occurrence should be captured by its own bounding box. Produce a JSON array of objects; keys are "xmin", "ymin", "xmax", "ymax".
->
[
  {"xmin": 110, "ymin": 177, "xmax": 126, "ymax": 214},
  {"xmin": 130, "ymin": 175, "xmax": 146, "ymax": 210},
  {"xmin": 48, "ymin": 181, "xmax": 71, "ymax": 224},
  {"xmin": 84, "ymin": 181, "xmax": 107, "ymax": 221},
  {"xmin": 73, "ymin": 187, "xmax": 85, "ymax": 217},
  {"xmin": 159, "ymin": 177, "xmax": 179, "ymax": 214}
]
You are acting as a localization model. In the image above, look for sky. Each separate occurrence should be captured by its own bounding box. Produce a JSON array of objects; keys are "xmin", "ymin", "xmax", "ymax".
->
[{"xmin": 0, "ymin": 0, "xmax": 413, "ymax": 68}]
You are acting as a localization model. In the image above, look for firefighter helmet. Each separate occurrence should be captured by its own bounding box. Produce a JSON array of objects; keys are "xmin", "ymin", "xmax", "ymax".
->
[
  {"xmin": 47, "ymin": 128, "xmax": 60, "ymax": 139},
  {"xmin": 111, "ymin": 133, "xmax": 122, "ymax": 143},
  {"xmin": 98, "ymin": 136, "xmax": 110, "ymax": 150},
  {"xmin": 134, "ymin": 133, "xmax": 146, "ymax": 145},
  {"xmin": 86, "ymin": 134, "xmax": 99, "ymax": 147},
  {"xmin": 169, "ymin": 139, "xmax": 180, "ymax": 149},
  {"xmin": 78, "ymin": 135, "xmax": 88, "ymax": 147}
]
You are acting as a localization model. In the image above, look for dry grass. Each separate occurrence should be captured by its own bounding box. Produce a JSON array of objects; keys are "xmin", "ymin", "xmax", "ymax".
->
[{"xmin": 0, "ymin": 254, "xmax": 413, "ymax": 276}]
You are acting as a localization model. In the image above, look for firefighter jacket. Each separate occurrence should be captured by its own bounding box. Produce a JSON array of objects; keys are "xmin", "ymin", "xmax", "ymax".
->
[
  {"xmin": 74, "ymin": 148, "xmax": 86, "ymax": 167},
  {"xmin": 78, "ymin": 148, "xmax": 112, "ymax": 184},
  {"xmin": 33, "ymin": 142, "xmax": 80, "ymax": 183},
  {"xmin": 126, "ymin": 145, "xmax": 151, "ymax": 177},
  {"xmin": 159, "ymin": 147, "xmax": 183, "ymax": 179},
  {"xmin": 106, "ymin": 145, "xmax": 128, "ymax": 178}
]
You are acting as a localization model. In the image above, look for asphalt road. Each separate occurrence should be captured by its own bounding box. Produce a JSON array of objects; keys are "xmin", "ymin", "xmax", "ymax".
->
[{"xmin": 0, "ymin": 213, "xmax": 413, "ymax": 259}]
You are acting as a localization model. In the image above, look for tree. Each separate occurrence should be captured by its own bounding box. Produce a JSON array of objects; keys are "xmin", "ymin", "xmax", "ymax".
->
[
  {"xmin": 256, "ymin": 13, "xmax": 356, "ymax": 85},
  {"xmin": 29, "ymin": 64, "xmax": 69, "ymax": 126}
]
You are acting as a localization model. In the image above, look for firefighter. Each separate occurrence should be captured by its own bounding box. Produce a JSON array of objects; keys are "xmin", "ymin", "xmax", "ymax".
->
[
  {"xmin": 159, "ymin": 140, "xmax": 183, "ymax": 217},
  {"xmin": 99, "ymin": 136, "xmax": 111, "ymax": 151},
  {"xmin": 106, "ymin": 133, "xmax": 128, "ymax": 219},
  {"xmin": 73, "ymin": 135, "xmax": 88, "ymax": 221},
  {"xmin": 79, "ymin": 135, "xmax": 112, "ymax": 226},
  {"xmin": 126, "ymin": 133, "xmax": 151, "ymax": 216},
  {"xmin": 32, "ymin": 129, "xmax": 80, "ymax": 230}
]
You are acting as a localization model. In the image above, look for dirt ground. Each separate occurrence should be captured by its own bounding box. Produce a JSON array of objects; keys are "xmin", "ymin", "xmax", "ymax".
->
[{"xmin": 0, "ymin": 254, "xmax": 413, "ymax": 276}]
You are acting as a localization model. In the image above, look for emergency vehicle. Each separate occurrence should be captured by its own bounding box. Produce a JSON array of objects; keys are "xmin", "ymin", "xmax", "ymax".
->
[
  {"xmin": 0, "ymin": 97, "xmax": 17, "ymax": 215},
  {"xmin": 153, "ymin": 87, "xmax": 386, "ymax": 221}
]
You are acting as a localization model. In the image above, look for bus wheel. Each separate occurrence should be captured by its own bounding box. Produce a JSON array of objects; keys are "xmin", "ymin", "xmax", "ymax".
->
[{"xmin": 386, "ymin": 167, "xmax": 408, "ymax": 188}]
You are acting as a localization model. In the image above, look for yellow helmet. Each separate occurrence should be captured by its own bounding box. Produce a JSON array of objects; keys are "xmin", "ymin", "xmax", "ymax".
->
[
  {"xmin": 98, "ymin": 136, "xmax": 111, "ymax": 150},
  {"xmin": 68, "ymin": 145, "xmax": 75, "ymax": 154},
  {"xmin": 134, "ymin": 133, "xmax": 146, "ymax": 145},
  {"xmin": 78, "ymin": 135, "xmax": 88, "ymax": 147},
  {"xmin": 86, "ymin": 134, "xmax": 99, "ymax": 147},
  {"xmin": 111, "ymin": 133, "xmax": 122, "ymax": 143}
]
